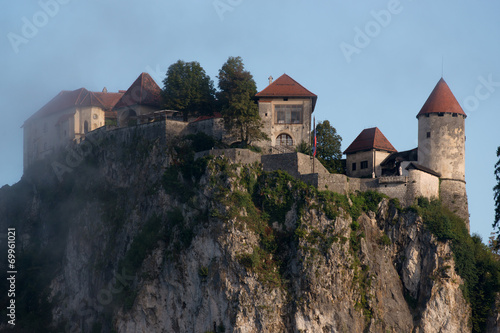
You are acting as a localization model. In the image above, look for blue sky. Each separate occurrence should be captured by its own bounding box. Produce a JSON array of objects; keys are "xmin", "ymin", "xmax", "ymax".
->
[{"xmin": 1, "ymin": 0, "xmax": 499, "ymax": 242}]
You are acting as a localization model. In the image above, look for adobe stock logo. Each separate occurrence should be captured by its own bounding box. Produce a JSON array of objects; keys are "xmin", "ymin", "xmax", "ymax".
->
[
  {"xmin": 340, "ymin": 0, "xmax": 404, "ymax": 64},
  {"xmin": 213, "ymin": 0, "xmax": 243, "ymax": 21},
  {"xmin": 7, "ymin": 0, "xmax": 73, "ymax": 54},
  {"xmin": 462, "ymin": 74, "xmax": 500, "ymax": 113}
]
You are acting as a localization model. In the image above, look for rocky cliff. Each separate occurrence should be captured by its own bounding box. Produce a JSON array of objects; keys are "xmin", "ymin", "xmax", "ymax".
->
[{"xmin": 0, "ymin": 132, "xmax": 497, "ymax": 332}]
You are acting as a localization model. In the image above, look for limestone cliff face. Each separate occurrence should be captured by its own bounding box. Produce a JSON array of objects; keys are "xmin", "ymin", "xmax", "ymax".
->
[{"xmin": 0, "ymin": 136, "xmax": 482, "ymax": 332}]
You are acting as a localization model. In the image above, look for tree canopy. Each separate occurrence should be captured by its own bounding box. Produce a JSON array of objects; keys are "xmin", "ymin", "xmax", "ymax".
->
[
  {"xmin": 162, "ymin": 60, "xmax": 216, "ymax": 121},
  {"xmin": 217, "ymin": 56, "xmax": 268, "ymax": 145},
  {"xmin": 313, "ymin": 120, "xmax": 343, "ymax": 173}
]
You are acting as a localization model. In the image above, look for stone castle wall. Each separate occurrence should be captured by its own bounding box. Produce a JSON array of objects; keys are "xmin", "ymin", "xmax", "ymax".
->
[
  {"xmin": 440, "ymin": 179, "xmax": 469, "ymax": 228},
  {"xmin": 84, "ymin": 121, "xmax": 463, "ymax": 225},
  {"xmin": 300, "ymin": 171, "xmax": 440, "ymax": 207},
  {"xmin": 86, "ymin": 119, "xmax": 189, "ymax": 146},
  {"xmin": 194, "ymin": 149, "xmax": 261, "ymax": 165},
  {"xmin": 187, "ymin": 118, "xmax": 226, "ymax": 141},
  {"xmin": 262, "ymin": 152, "xmax": 329, "ymax": 177}
]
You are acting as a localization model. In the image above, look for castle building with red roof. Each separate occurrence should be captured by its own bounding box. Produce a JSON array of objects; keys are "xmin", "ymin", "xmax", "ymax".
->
[
  {"xmin": 22, "ymin": 73, "xmax": 469, "ymax": 229},
  {"xmin": 113, "ymin": 72, "xmax": 163, "ymax": 127},
  {"xmin": 255, "ymin": 74, "xmax": 317, "ymax": 152},
  {"xmin": 22, "ymin": 72, "xmax": 165, "ymax": 170},
  {"xmin": 343, "ymin": 127, "xmax": 397, "ymax": 178},
  {"xmin": 343, "ymin": 77, "xmax": 469, "ymax": 227},
  {"xmin": 22, "ymin": 87, "xmax": 124, "ymax": 168}
]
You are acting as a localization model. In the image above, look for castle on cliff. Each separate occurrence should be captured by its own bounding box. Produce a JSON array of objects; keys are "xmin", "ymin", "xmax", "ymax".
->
[{"xmin": 22, "ymin": 73, "xmax": 469, "ymax": 229}]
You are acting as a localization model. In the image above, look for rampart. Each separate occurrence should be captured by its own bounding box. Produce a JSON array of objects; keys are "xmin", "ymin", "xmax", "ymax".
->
[
  {"xmin": 85, "ymin": 120, "xmax": 442, "ymax": 210},
  {"xmin": 299, "ymin": 170, "xmax": 439, "ymax": 206},
  {"xmin": 262, "ymin": 152, "xmax": 329, "ymax": 177},
  {"xmin": 194, "ymin": 149, "xmax": 261, "ymax": 165},
  {"xmin": 86, "ymin": 119, "xmax": 189, "ymax": 145}
]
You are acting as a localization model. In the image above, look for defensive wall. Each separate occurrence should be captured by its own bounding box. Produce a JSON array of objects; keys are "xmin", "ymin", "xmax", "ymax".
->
[
  {"xmin": 84, "ymin": 120, "xmax": 442, "ymax": 209},
  {"xmin": 194, "ymin": 149, "xmax": 261, "ymax": 165},
  {"xmin": 194, "ymin": 148, "xmax": 440, "ymax": 207},
  {"xmin": 300, "ymin": 170, "xmax": 439, "ymax": 206}
]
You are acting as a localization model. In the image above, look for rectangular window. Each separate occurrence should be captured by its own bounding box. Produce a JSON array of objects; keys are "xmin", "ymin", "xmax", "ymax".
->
[
  {"xmin": 352, "ymin": 163, "xmax": 357, "ymax": 171},
  {"xmin": 427, "ymin": 132, "xmax": 431, "ymax": 138},
  {"xmin": 275, "ymin": 105, "xmax": 303, "ymax": 124},
  {"xmin": 360, "ymin": 161, "xmax": 368, "ymax": 169},
  {"xmin": 452, "ymin": 113, "xmax": 458, "ymax": 117}
]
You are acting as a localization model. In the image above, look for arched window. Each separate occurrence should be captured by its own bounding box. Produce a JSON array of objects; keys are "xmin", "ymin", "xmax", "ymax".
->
[
  {"xmin": 277, "ymin": 133, "xmax": 293, "ymax": 146},
  {"xmin": 84, "ymin": 121, "xmax": 89, "ymax": 134}
]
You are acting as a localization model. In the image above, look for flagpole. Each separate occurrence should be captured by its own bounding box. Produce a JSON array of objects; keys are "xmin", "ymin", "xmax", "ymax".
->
[{"xmin": 313, "ymin": 116, "xmax": 315, "ymax": 174}]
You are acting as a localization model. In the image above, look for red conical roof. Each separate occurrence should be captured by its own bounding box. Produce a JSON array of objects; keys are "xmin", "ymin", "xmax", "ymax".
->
[
  {"xmin": 344, "ymin": 127, "xmax": 397, "ymax": 155},
  {"xmin": 113, "ymin": 72, "xmax": 162, "ymax": 109},
  {"xmin": 417, "ymin": 78, "xmax": 466, "ymax": 118}
]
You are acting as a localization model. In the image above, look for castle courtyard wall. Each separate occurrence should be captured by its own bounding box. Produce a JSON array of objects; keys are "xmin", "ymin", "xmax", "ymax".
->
[
  {"xmin": 194, "ymin": 149, "xmax": 261, "ymax": 165},
  {"xmin": 262, "ymin": 152, "xmax": 328, "ymax": 177},
  {"xmin": 86, "ymin": 119, "xmax": 189, "ymax": 146}
]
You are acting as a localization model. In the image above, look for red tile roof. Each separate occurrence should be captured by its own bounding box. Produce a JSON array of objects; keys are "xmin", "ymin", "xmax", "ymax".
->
[
  {"xmin": 256, "ymin": 74, "xmax": 317, "ymax": 111},
  {"xmin": 25, "ymin": 88, "xmax": 123, "ymax": 124},
  {"xmin": 113, "ymin": 72, "xmax": 162, "ymax": 110},
  {"xmin": 192, "ymin": 112, "xmax": 223, "ymax": 123},
  {"xmin": 344, "ymin": 127, "xmax": 397, "ymax": 154},
  {"xmin": 417, "ymin": 78, "xmax": 466, "ymax": 118}
]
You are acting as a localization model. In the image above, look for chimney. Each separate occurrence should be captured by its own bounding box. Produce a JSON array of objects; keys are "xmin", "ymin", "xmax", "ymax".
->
[
  {"xmin": 102, "ymin": 87, "xmax": 108, "ymax": 93},
  {"xmin": 268, "ymin": 76, "xmax": 273, "ymax": 85}
]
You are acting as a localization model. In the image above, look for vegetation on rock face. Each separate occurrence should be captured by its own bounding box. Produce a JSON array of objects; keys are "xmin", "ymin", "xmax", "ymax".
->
[
  {"xmin": 415, "ymin": 197, "xmax": 500, "ymax": 333},
  {"xmin": 3, "ymin": 133, "xmax": 500, "ymax": 332}
]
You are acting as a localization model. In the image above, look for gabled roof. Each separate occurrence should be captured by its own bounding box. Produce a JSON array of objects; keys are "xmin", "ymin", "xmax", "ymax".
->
[
  {"xmin": 192, "ymin": 112, "xmax": 223, "ymax": 123},
  {"xmin": 113, "ymin": 72, "xmax": 162, "ymax": 110},
  {"xmin": 406, "ymin": 162, "xmax": 441, "ymax": 177},
  {"xmin": 381, "ymin": 148, "xmax": 418, "ymax": 167},
  {"xmin": 417, "ymin": 78, "xmax": 466, "ymax": 118},
  {"xmin": 25, "ymin": 88, "xmax": 123, "ymax": 124},
  {"xmin": 255, "ymin": 74, "xmax": 317, "ymax": 111},
  {"xmin": 344, "ymin": 127, "xmax": 397, "ymax": 155}
]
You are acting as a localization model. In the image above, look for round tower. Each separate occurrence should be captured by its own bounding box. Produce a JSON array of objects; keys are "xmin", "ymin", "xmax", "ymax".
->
[{"xmin": 416, "ymin": 78, "xmax": 469, "ymax": 228}]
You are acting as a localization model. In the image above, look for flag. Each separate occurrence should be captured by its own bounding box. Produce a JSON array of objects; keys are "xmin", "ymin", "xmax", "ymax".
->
[{"xmin": 313, "ymin": 117, "xmax": 317, "ymax": 157}]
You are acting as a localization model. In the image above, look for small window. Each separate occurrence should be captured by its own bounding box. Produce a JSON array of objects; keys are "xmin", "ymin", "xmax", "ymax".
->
[
  {"xmin": 452, "ymin": 113, "xmax": 458, "ymax": 117},
  {"xmin": 438, "ymin": 112, "xmax": 444, "ymax": 117},
  {"xmin": 360, "ymin": 161, "xmax": 368, "ymax": 169},
  {"xmin": 425, "ymin": 114, "xmax": 430, "ymax": 117},
  {"xmin": 427, "ymin": 132, "xmax": 431, "ymax": 138},
  {"xmin": 283, "ymin": 98, "xmax": 288, "ymax": 101},
  {"xmin": 352, "ymin": 163, "xmax": 357, "ymax": 171}
]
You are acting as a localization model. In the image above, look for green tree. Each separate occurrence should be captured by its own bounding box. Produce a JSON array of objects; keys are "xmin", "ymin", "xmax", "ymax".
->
[
  {"xmin": 217, "ymin": 56, "xmax": 268, "ymax": 145},
  {"xmin": 313, "ymin": 120, "xmax": 343, "ymax": 173},
  {"xmin": 493, "ymin": 146, "xmax": 500, "ymax": 248},
  {"xmin": 162, "ymin": 60, "xmax": 216, "ymax": 121}
]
